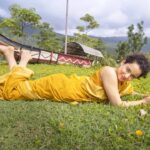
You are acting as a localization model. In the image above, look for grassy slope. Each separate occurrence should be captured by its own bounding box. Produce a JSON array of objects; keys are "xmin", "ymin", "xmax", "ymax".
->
[{"xmin": 0, "ymin": 63, "xmax": 150, "ymax": 150}]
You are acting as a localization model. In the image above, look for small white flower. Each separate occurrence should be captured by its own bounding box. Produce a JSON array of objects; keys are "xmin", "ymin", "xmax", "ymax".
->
[{"xmin": 140, "ymin": 109, "xmax": 147, "ymax": 116}]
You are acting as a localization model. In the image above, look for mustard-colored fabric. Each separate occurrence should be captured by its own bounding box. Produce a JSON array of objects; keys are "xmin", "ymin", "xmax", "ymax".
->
[
  {"xmin": 81, "ymin": 69, "xmax": 134, "ymax": 101},
  {"xmin": 0, "ymin": 66, "xmax": 34, "ymax": 100},
  {"xmin": 0, "ymin": 66, "xmax": 134, "ymax": 102}
]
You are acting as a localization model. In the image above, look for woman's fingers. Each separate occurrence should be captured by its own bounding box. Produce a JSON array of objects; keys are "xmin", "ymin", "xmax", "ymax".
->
[{"xmin": 143, "ymin": 97, "xmax": 150, "ymax": 104}]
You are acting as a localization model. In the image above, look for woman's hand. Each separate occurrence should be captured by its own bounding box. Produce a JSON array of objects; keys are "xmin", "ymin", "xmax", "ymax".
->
[
  {"xmin": 132, "ymin": 92, "xmax": 150, "ymax": 97},
  {"xmin": 143, "ymin": 94, "xmax": 150, "ymax": 98},
  {"xmin": 142, "ymin": 96, "xmax": 150, "ymax": 104}
]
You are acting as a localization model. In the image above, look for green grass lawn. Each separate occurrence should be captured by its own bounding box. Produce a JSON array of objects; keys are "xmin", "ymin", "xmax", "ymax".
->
[{"xmin": 0, "ymin": 63, "xmax": 150, "ymax": 150}]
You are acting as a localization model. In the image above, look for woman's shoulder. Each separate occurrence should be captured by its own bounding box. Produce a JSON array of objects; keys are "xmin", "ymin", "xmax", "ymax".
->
[
  {"xmin": 99, "ymin": 66, "xmax": 118, "ymax": 83},
  {"xmin": 100, "ymin": 66, "xmax": 116, "ymax": 75}
]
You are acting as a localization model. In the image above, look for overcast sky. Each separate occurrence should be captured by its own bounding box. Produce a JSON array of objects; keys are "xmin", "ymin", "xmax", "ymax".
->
[{"xmin": 0, "ymin": 0, "xmax": 150, "ymax": 37}]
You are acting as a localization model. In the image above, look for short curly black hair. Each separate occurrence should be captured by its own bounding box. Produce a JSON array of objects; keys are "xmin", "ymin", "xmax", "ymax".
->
[{"xmin": 124, "ymin": 53, "xmax": 150, "ymax": 78}]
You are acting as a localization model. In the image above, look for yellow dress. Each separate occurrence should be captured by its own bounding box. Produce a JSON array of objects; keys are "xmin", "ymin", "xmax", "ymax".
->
[{"xmin": 0, "ymin": 66, "xmax": 133, "ymax": 102}]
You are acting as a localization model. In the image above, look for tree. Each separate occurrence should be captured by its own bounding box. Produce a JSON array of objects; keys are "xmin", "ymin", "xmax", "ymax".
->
[
  {"xmin": 76, "ymin": 13, "xmax": 99, "ymax": 35},
  {"xmin": 127, "ymin": 21, "xmax": 147, "ymax": 52},
  {"xmin": 115, "ymin": 42, "xmax": 129, "ymax": 61},
  {"xmin": 68, "ymin": 14, "xmax": 105, "ymax": 55},
  {"xmin": 33, "ymin": 22, "xmax": 61, "ymax": 52},
  {"xmin": 115, "ymin": 21, "xmax": 147, "ymax": 61},
  {"xmin": 0, "ymin": 4, "xmax": 41, "ymax": 37}
]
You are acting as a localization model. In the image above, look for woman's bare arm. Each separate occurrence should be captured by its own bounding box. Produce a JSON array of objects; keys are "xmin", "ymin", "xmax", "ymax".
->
[
  {"xmin": 132, "ymin": 91, "xmax": 150, "ymax": 97},
  {"xmin": 100, "ymin": 66, "xmax": 150, "ymax": 107}
]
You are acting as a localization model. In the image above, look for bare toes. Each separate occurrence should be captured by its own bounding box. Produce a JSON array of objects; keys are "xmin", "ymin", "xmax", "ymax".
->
[{"xmin": 0, "ymin": 45, "xmax": 15, "ymax": 56}]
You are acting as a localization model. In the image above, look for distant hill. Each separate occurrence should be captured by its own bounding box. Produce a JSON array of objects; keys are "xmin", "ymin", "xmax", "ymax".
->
[
  {"xmin": 100, "ymin": 36, "xmax": 150, "ymax": 53},
  {"xmin": 0, "ymin": 16, "xmax": 149, "ymax": 53},
  {"xmin": 56, "ymin": 34, "xmax": 150, "ymax": 53}
]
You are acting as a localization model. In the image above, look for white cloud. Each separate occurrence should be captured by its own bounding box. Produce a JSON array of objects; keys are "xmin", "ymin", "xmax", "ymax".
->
[
  {"xmin": 106, "ymin": 10, "xmax": 128, "ymax": 26},
  {"xmin": 145, "ymin": 28, "xmax": 150, "ymax": 37},
  {"xmin": 0, "ymin": 8, "xmax": 9, "ymax": 17},
  {"xmin": 89, "ymin": 27, "xmax": 128, "ymax": 37},
  {"xmin": 0, "ymin": 0, "xmax": 150, "ymax": 37}
]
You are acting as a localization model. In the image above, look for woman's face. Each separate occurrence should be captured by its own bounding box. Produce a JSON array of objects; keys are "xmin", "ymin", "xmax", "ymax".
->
[{"xmin": 117, "ymin": 62, "xmax": 142, "ymax": 82}]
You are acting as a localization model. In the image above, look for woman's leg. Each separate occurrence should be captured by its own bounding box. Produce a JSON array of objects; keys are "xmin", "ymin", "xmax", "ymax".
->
[
  {"xmin": 18, "ymin": 50, "xmax": 32, "ymax": 67},
  {"xmin": 0, "ymin": 45, "xmax": 17, "ymax": 70}
]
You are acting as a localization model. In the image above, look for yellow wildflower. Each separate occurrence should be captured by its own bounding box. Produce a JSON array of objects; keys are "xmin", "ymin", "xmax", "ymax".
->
[
  {"xmin": 135, "ymin": 130, "xmax": 143, "ymax": 136},
  {"xmin": 70, "ymin": 101, "xmax": 79, "ymax": 105}
]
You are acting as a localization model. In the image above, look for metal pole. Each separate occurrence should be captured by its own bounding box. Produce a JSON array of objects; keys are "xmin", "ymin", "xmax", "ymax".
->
[{"xmin": 64, "ymin": 0, "xmax": 69, "ymax": 54}]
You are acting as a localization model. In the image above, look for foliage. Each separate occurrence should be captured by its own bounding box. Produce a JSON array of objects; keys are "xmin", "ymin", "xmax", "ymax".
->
[
  {"xmin": 68, "ymin": 13, "xmax": 105, "ymax": 56},
  {"xmin": 0, "ymin": 4, "xmax": 41, "ymax": 37},
  {"xmin": 128, "ymin": 21, "xmax": 147, "ymax": 53},
  {"xmin": 146, "ymin": 52, "xmax": 150, "ymax": 61},
  {"xmin": 76, "ymin": 13, "xmax": 99, "ymax": 34},
  {"xmin": 0, "ymin": 64, "xmax": 150, "ymax": 149},
  {"xmin": 115, "ymin": 42, "xmax": 129, "ymax": 61},
  {"xmin": 33, "ymin": 22, "xmax": 61, "ymax": 52},
  {"xmin": 0, "ymin": 4, "xmax": 62, "ymax": 51},
  {"xmin": 0, "ymin": 6, "xmax": 105, "ymax": 55},
  {"xmin": 94, "ymin": 55, "xmax": 117, "ymax": 67},
  {"xmin": 115, "ymin": 21, "xmax": 147, "ymax": 61},
  {"xmin": 68, "ymin": 33, "xmax": 105, "ymax": 52}
]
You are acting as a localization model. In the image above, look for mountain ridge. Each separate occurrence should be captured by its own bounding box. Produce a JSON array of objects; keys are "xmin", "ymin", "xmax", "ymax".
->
[
  {"xmin": 100, "ymin": 36, "xmax": 150, "ymax": 52},
  {"xmin": 57, "ymin": 33, "xmax": 150, "ymax": 52},
  {"xmin": 0, "ymin": 16, "xmax": 149, "ymax": 52}
]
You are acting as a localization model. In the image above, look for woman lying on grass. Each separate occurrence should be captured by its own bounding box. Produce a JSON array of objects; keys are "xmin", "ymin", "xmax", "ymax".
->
[{"xmin": 0, "ymin": 44, "xmax": 150, "ymax": 107}]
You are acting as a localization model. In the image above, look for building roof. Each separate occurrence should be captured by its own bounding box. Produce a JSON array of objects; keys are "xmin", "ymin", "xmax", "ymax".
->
[{"xmin": 66, "ymin": 42, "xmax": 103, "ymax": 57}]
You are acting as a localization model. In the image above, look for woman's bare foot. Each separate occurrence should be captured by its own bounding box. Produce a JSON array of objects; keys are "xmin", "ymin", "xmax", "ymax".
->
[
  {"xmin": 0, "ymin": 45, "xmax": 17, "ymax": 70},
  {"xmin": 0, "ymin": 45, "xmax": 15, "ymax": 56},
  {"xmin": 19, "ymin": 50, "xmax": 32, "ymax": 67}
]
